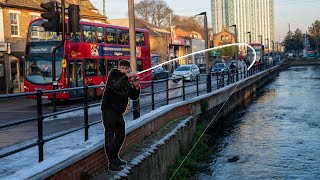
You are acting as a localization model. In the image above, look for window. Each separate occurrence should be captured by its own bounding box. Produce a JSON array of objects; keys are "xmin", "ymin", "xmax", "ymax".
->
[
  {"xmin": 117, "ymin": 29, "xmax": 125, "ymax": 45},
  {"xmin": 85, "ymin": 59, "xmax": 97, "ymax": 76},
  {"xmin": 98, "ymin": 59, "xmax": 106, "ymax": 75},
  {"xmin": 97, "ymin": 27, "xmax": 104, "ymax": 43},
  {"xmin": 220, "ymin": 35, "xmax": 224, "ymax": 41},
  {"xmin": 107, "ymin": 60, "xmax": 118, "ymax": 73},
  {"xmin": 124, "ymin": 30, "xmax": 129, "ymax": 45},
  {"xmin": 106, "ymin": 28, "xmax": 116, "ymax": 44},
  {"xmin": 136, "ymin": 32, "xmax": 145, "ymax": 46},
  {"xmin": 10, "ymin": 13, "xmax": 19, "ymax": 35},
  {"xmin": 137, "ymin": 59, "xmax": 143, "ymax": 71},
  {"xmin": 0, "ymin": 62, "xmax": 4, "ymax": 77},
  {"xmin": 70, "ymin": 32, "xmax": 81, "ymax": 42},
  {"xmin": 30, "ymin": 14, "xmax": 40, "ymax": 21},
  {"xmin": 83, "ymin": 25, "xmax": 96, "ymax": 43}
]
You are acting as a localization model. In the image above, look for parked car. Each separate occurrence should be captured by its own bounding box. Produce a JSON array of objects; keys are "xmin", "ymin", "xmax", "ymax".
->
[
  {"xmin": 152, "ymin": 66, "xmax": 169, "ymax": 80},
  {"xmin": 211, "ymin": 63, "xmax": 228, "ymax": 73},
  {"xmin": 172, "ymin": 64, "xmax": 200, "ymax": 82},
  {"xmin": 197, "ymin": 63, "xmax": 206, "ymax": 74},
  {"xmin": 214, "ymin": 59, "xmax": 226, "ymax": 65}
]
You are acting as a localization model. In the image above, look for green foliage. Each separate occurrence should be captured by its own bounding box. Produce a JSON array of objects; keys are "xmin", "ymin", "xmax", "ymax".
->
[
  {"xmin": 200, "ymin": 99, "xmax": 208, "ymax": 112},
  {"xmin": 283, "ymin": 28, "xmax": 303, "ymax": 52},
  {"xmin": 218, "ymin": 46, "xmax": 235, "ymax": 57},
  {"xmin": 167, "ymin": 123, "xmax": 211, "ymax": 179}
]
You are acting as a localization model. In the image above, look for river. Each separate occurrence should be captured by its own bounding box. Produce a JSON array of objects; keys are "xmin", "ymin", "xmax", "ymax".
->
[{"xmin": 197, "ymin": 65, "xmax": 320, "ymax": 179}]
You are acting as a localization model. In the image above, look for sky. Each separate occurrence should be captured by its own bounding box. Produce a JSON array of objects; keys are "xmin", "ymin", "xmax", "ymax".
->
[
  {"xmin": 90, "ymin": 0, "xmax": 320, "ymax": 41},
  {"xmin": 90, "ymin": 0, "xmax": 320, "ymax": 42}
]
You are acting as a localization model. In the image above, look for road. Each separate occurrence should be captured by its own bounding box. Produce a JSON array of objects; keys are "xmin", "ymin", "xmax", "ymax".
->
[{"xmin": 0, "ymin": 72, "xmax": 242, "ymax": 150}]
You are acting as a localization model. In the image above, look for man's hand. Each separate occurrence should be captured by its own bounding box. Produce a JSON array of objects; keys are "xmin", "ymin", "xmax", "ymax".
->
[
  {"xmin": 127, "ymin": 73, "xmax": 139, "ymax": 82},
  {"xmin": 132, "ymin": 80, "xmax": 140, "ymax": 90}
]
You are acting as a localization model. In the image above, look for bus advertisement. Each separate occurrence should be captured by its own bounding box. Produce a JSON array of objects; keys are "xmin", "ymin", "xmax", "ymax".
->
[{"xmin": 24, "ymin": 19, "xmax": 151, "ymax": 100}]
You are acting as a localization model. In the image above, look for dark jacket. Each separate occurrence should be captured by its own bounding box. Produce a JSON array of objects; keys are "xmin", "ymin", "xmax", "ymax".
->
[{"xmin": 101, "ymin": 69, "xmax": 140, "ymax": 114}]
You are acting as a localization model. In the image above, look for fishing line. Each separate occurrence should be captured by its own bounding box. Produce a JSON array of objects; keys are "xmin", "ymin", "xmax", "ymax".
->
[
  {"xmin": 168, "ymin": 43, "xmax": 257, "ymax": 179},
  {"xmin": 137, "ymin": 43, "xmax": 257, "ymax": 78}
]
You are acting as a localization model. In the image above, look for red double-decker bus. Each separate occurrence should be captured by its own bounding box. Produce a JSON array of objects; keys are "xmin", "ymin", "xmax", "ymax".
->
[{"xmin": 24, "ymin": 19, "xmax": 151, "ymax": 100}]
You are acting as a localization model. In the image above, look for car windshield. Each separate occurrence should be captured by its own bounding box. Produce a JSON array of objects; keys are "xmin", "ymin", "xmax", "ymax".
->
[
  {"xmin": 176, "ymin": 66, "xmax": 191, "ymax": 71},
  {"xmin": 214, "ymin": 63, "xmax": 225, "ymax": 68},
  {"xmin": 25, "ymin": 55, "xmax": 62, "ymax": 84}
]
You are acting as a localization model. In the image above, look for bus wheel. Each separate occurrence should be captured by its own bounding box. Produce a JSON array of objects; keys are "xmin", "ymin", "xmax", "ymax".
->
[{"xmin": 87, "ymin": 88, "xmax": 96, "ymax": 101}]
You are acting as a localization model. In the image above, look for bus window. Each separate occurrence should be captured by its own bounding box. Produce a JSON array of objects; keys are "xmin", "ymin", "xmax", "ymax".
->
[
  {"xmin": 106, "ymin": 28, "xmax": 116, "ymax": 44},
  {"xmin": 137, "ymin": 59, "xmax": 143, "ymax": 71},
  {"xmin": 85, "ymin": 59, "xmax": 97, "ymax": 76},
  {"xmin": 83, "ymin": 25, "xmax": 96, "ymax": 43},
  {"xmin": 97, "ymin": 27, "xmax": 104, "ymax": 43},
  {"xmin": 117, "ymin": 29, "xmax": 125, "ymax": 45},
  {"xmin": 124, "ymin": 30, "xmax": 129, "ymax": 45},
  {"xmin": 70, "ymin": 32, "xmax": 81, "ymax": 42},
  {"xmin": 136, "ymin": 32, "xmax": 145, "ymax": 46},
  {"xmin": 99, "ymin": 59, "xmax": 106, "ymax": 75},
  {"xmin": 107, "ymin": 60, "xmax": 118, "ymax": 73}
]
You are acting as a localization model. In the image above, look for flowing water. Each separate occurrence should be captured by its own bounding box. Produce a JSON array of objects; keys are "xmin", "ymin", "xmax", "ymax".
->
[{"xmin": 197, "ymin": 66, "xmax": 320, "ymax": 179}]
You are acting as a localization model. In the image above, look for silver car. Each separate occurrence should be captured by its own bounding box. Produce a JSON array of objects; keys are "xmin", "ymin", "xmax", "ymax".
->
[{"xmin": 172, "ymin": 64, "xmax": 200, "ymax": 82}]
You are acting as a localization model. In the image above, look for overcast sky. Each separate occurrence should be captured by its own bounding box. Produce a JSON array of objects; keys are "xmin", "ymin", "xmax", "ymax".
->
[{"xmin": 91, "ymin": 0, "xmax": 320, "ymax": 42}]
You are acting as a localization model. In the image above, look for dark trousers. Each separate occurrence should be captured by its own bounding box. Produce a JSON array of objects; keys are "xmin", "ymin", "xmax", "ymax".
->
[{"xmin": 102, "ymin": 108, "xmax": 125, "ymax": 163}]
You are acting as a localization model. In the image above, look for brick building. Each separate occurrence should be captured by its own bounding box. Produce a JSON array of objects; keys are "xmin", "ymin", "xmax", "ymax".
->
[{"xmin": 0, "ymin": 0, "xmax": 106, "ymax": 94}]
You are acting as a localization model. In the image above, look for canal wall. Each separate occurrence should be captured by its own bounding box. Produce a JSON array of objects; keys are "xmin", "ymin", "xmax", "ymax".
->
[
  {"xmin": 32, "ymin": 64, "xmax": 288, "ymax": 180},
  {"xmin": 289, "ymin": 59, "xmax": 320, "ymax": 66}
]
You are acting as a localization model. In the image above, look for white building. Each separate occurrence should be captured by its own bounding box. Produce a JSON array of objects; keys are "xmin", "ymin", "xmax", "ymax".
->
[
  {"xmin": 191, "ymin": 39, "xmax": 205, "ymax": 64},
  {"xmin": 211, "ymin": 0, "xmax": 274, "ymax": 51}
]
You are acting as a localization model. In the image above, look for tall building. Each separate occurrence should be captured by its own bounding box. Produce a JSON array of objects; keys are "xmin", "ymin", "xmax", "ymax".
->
[{"xmin": 211, "ymin": 0, "xmax": 274, "ymax": 51}]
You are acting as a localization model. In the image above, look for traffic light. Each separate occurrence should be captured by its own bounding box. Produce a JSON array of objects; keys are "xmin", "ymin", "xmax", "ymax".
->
[
  {"xmin": 40, "ymin": 1, "xmax": 60, "ymax": 32},
  {"xmin": 68, "ymin": 4, "xmax": 80, "ymax": 33}
]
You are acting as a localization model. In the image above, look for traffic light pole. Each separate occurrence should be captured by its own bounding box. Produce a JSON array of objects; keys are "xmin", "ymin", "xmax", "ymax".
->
[{"xmin": 52, "ymin": 0, "xmax": 65, "ymax": 116}]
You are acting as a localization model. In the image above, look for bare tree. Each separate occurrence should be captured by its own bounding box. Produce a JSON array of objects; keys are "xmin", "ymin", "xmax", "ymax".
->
[
  {"xmin": 172, "ymin": 15, "xmax": 204, "ymax": 37},
  {"xmin": 135, "ymin": 0, "xmax": 172, "ymax": 28}
]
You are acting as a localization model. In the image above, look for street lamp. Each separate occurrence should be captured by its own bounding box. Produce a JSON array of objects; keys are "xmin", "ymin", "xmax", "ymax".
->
[
  {"xmin": 196, "ymin": 12, "xmax": 211, "ymax": 92},
  {"xmin": 258, "ymin": 35, "xmax": 263, "ymax": 61},
  {"xmin": 196, "ymin": 12, "xmax": 209, "ymax": 74},
  {"xmin": 229, "ymin": 24, "xmax": 238, "ymax": 81},
  {"xmin": 247, "ymin": 31, "xmax": 251, "ymax": 62}
]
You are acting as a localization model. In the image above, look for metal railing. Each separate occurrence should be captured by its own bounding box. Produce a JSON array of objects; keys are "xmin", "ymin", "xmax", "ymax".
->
[{"xmin": 0, "ymin": 60, "xmax": 278, "ymax": 162}]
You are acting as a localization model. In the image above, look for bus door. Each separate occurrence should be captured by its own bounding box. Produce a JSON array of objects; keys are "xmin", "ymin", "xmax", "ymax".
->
[{"xmin": 69, "ymin": 59, "xmax": 84, "ymax": 97}]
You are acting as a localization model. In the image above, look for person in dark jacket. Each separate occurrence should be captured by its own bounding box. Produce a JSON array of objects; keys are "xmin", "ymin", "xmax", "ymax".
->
[{"xmin": 101, "ymin": 60, "xmax": 140, "ymax": 171}]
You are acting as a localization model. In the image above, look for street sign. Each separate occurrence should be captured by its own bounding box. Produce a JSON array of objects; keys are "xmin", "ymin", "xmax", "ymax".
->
[{"xmin": 211, "ymin": 50, "xmax": 220, "ymax": 56}]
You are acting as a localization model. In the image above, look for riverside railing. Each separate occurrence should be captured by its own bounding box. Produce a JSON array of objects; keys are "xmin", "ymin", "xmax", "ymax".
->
[{"xmin": 0, "ymin": 60, "xmax": 277, "ymax": 162}]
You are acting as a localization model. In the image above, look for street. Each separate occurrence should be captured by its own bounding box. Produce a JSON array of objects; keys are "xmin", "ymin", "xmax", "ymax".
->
[{"xmin": 0, "ymin": 75, "xmax": 217, "ymax": 149}]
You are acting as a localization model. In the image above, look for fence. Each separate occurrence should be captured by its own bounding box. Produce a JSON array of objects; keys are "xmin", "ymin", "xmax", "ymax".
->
[{"xmin": 0, "ymin": 60, "xmax": 276, "ymax": 162}]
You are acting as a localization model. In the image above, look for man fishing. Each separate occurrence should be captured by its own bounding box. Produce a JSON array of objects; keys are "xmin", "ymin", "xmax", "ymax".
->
[{"xmin": 101, "ymin": 60, "xmax": 140, "ymax": 171}]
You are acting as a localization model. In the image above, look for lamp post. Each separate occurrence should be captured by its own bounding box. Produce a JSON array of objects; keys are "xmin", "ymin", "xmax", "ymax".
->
[
  {"xmin": 258, "ymin": 35, "xmax": 263, "ymax": 61},
  {"xmin": 196, "ymin": 12, "xmax": 210, "ymax": 92},
  {"xmin": 247, "ymin": 31, "xmax": 251, "ymax": 62},
  {"xmin": 229, "ymin": 24, "xmax": 238, "ymax": 80},
  {"xmin": 266, "ymin": 38, "xmax": 269, "ymax": 61},
  {"xmin": 272, "ymin": 40, "xmax": 275, "ymax": 62}
]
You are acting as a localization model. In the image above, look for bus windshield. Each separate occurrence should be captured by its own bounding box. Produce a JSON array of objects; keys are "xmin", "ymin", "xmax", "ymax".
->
[
  {"xmin": 25, "ymin": 56, "xmax": 62, "ymax": 84},
  {"xmin": 28, "ymin": 19, "xmax": 62, "ymax": 42}
]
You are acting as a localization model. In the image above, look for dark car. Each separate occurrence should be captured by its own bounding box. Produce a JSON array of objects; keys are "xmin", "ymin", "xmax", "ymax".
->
[
  {"xmin": 152, "ymin": 66, "xmax": 169, "ymax": 80},
  {"xmin": 211, "ymin": 63, "xmax": 228, "ymax": 73},
  {"xmin": 197, "ymin": 64, "xmax": 206, "ymax": 74}
]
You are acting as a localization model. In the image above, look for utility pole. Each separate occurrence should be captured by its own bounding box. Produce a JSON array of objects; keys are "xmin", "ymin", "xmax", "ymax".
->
[
  {"xmin": 128, "ymin": 0, "xmax": 139, "ymax": 119},
  {"xmin": 128, "ymin": 0, "xmax": 136, "ymax": 72}
]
